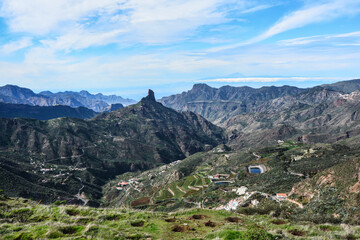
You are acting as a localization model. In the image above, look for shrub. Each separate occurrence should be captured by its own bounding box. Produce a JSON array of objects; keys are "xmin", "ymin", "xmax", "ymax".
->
[
  {"xmin": 218, "ymin": 227, "xmax": 276, "ymax": 240},
  {"xmin": 59, "ymin": 226, "xmax": 84, "ymax": 235},
  {"xmin": 65, "ymin": 208, "xmax": 80, "ymax": 216},
  {"xmin": 13, "ymin": 232, "xmax": 33, "ymax": 240},
  {"xmin": 53, "ymin": 200, "xmax": 67, "ymax": 206},
  {"xmin": 131, "ymin": 220, "xmax": 145, "ymax": 227},
  {"xmin": 9, "ymin": 208, "xmax": 33, "ymax": 223}
]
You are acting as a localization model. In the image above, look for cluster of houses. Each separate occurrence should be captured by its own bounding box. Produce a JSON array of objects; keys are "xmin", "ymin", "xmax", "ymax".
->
[
  {"xmin": 216, "ymin": 184, "xmax": 290, "ymax": 211},
  {"xmin": 208, "ymin": 173, "xmax": 230, "ymax": 180},
  {"xmin": 69, "ymin": 167, "xmax": 86, "ymax": 171},
  {"xmin": 169, "ymin": 160, "xmax": 182, "ymax": 166},
  {"xmin": 40, "ymin": 168, "xmax": 56, "ymax": 174},
  {"xmin": 208, "ymin": 174, "xmax": 234, "ymax": 185},
  {"xmin": 116, "ymin": 178, "xmax": 139, "ymax": 191}
]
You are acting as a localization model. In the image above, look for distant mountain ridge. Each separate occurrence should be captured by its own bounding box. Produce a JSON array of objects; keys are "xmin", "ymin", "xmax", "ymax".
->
[
  {"xmin": 160, "ymin": 83, "xmax": 307, "ymax": 123},
  {"xmin": 0, "ymin": 85, "xmax": 136, "ymax": 112},
  {"xmin": 40, "ymin": 90, "xmax": 136, "ymax": 107},
  {"xmin": 0, "ymin": 102, "xmax": 97, "ymax": 120},
  {"xmin": 159, "ymin": 79, "xmax": 360, "ymax": 148},
  {"xmin": 321, "ymin": 78, "xmax": 360, "ymax": 93},
  {"xmin": 160, "ymin": 79, "xmax": 360, "ymax": 124}
]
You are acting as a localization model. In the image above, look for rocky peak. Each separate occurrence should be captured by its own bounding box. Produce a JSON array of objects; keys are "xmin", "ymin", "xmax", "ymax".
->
[
  {"xmin": 192, "ymin": 83, "xmax": 213, "ymax": 91},
  {"xmin": 142, "ymin": 89, "xmax": 156, "ymax": 102}
]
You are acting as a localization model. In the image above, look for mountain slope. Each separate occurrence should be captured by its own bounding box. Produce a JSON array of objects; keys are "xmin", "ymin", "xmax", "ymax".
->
[
  {"xmin": 0, "ymin": 90, "xmax": 226, "ymax": 205},
  {"xmin": 77, "ymin": 90, "xmax": 136, "ymax": 106},
  {"xmin": 321, "ymin": 78, "xmax": 360, "ymax": 93},
  {"xmin": 160, "ymin": 84, "xmax": 306, "ymax": 123},
  {"xmin": 0, "ymin": 102, "xmax": 97, "ymax": 120},
  {"xmin": 292, "ymin": 157, "xmax": 360, "ymax": 224},
  {"xmin": 222, "ymin": 88, "xmax": 360, "ymax": 148}
]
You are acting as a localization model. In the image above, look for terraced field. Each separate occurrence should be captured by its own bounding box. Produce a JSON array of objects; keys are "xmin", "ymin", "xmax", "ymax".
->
[{"xmin": 157, "ymin": 174, "xmax": 210, "ymax": 200}]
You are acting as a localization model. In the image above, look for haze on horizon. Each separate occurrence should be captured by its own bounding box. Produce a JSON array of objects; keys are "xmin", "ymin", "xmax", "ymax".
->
[{"xmin": 0, "ymin": 0, "xmax": 359, "ymax": 99}]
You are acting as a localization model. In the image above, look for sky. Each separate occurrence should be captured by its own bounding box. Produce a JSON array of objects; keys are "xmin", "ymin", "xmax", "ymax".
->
[{"xmin": 0, "ymin": 0, "xmax": 359, "ymax": 100}]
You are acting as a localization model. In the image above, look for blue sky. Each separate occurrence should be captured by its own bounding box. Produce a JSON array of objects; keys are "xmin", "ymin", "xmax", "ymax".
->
[{"xmin": 0, "ymin": 0, "xmax": 359, "ymax": 99}]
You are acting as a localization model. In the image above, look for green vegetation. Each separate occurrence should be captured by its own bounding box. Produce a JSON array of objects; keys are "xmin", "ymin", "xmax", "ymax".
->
[{"xmin": 1, "ymin": 197, "xmax": 358, "ymax": 239}]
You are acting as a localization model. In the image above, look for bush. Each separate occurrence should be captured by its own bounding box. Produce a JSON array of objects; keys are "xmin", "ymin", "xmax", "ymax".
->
[
  {"xmin": 53, "ymin": 200, "xmax": 67, "ymax": 206},
  {"xmin": 218, "ymin": 226, "xmax": 276, "ymax": 240},
  {"xmin": 240, "ymin": 226, "xmax": 277, "ymax": 240},
  {"xmin": 59, "ymin": 226, "xmax": 84, "ymax": 235},
  {"xmin": 131, "ymin": 220, "xmax": 145, "ymax": 227},
  {"xmin": 65, "ymin": 208, "xmax": 80, "ymax": 216},
  {"xmin": 9, "ymin": 208, "xmax": 33, "ymax": 223}
]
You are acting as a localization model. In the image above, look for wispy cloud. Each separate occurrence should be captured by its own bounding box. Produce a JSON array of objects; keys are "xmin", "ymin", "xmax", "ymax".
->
[
  {"xmin": 0, "ymin": 37, "xmax": 33, "ymax": 54},
  {"xmin": 279, "ymin": 31, "xmax": 360, "ymax": 46},
  {"xmin": 41, "ymin": 28, "xmax": 127, "ymax": 52},
  {"xmin": 0, "ymin": 0, "xmax": 120, "ymax": 35},
  {"xmin": 254, "ymin": 0, "xmax": 360, "ymax": 43},
  {"xmin": 240, "ymin": 4, "xmax": 273, "ymax": 14},
  {"xmin": 0, "ymin": 0, "xmax": 251, "ymax": 48},
  {"xmin": 207, "ymin": 0, "xmax": 360, "ymax": 52}
]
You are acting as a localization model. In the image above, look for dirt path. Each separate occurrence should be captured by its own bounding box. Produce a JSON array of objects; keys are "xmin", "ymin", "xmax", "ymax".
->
[
  {"xmin": 168, "ymin": 187, "xmax": 175, "ymax": 197},
  {"xmin": 183, "ymin": 199, "xmax": 201, "ymax": 208},
  {"xmin": 286, "ymin": 198, "xmax": 304, "ymax": 208},
  {"xmin": 176, "ymin": 185, "xmax": 186, "ymax": 194},
  {"xmin": 253, "ymin": 152, "xmax": 261, "ymax": 159},
  {"xmin": 288, "ymin": 170, "xmax": 304, "ymax": 177},
  {"xmin": 75, "ymin": 177, "xmax": 88, "ymax": 205}
]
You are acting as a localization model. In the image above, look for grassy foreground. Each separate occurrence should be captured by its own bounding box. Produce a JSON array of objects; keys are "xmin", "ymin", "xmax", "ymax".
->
[{"xmin": 0, "ymin": 196, "xmax": 359, "ymax": 239}]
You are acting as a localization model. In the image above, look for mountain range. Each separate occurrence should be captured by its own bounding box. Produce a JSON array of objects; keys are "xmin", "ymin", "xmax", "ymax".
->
[
  {"xmin": 1, "ymin": 78, "xmax": 360, "ymax": 229},
  {"xmin": 0, "ymin": 84, "xmax": 136, "ymax": 112},
  {"xmin": 0, "ymin": 90, "xmax": 225, "ymax": 205},
  {"xmin": 160, "ymin": 79, "xmax": 360, "ymax": 148}
]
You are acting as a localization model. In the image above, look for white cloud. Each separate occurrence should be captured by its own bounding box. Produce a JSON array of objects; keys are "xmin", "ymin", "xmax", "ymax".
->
[
  {"xmin": 240, "ymin": 4, "xmax": 273, "ymax": 14},
  {"xmin": 207, "ymin": 0, "xmax": 360, "ymax": 52},
  {"xmin": 41, "ymin": 28, "xmax": 127, "ymax": 52},
  {"xmin": 0, "ymin": 0, "xmax": 282, "ymax": 52},
  {"xmin": 279, "ymin": 31, "xmax": 360, "ymax": 46},
  {"xmin": 254, "ymin": 0, "xmax": 360, "ymax": 43},
  {"xmin": 0, "ymin": 37, "xmax": 32, "ymax": 54},
  {"xmin": 0, "ymin": 0, "xmax": 120, "ymax": 35}
]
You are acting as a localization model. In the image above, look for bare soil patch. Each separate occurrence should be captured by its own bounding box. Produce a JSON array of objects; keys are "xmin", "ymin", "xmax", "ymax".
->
[
  {"xmin": 271, "ymin": 219, "xmax": 287, "ymax": 225},
  {"xmin": 225, "ymin": 217, "xmax": 243, "ymax": 223},
  {"xmin": 204, "ymin": 220, "xmax": 216, "ymax": 227},
  {"xmin": 189, "ymin": 214, "xmax": 207, "ymax": 220},
  {"xmin": 288, "ymin": 229, "xmax": 306, "ymax": 236}
]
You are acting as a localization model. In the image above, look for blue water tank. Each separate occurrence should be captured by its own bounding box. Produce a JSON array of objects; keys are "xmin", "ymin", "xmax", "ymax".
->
[{"xmin": 250, "ymin": 168, "xmax": 261, "ymax": 174}]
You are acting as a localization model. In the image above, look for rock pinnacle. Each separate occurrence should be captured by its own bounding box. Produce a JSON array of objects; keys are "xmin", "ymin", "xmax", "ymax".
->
[{"xmin": 147, "ymin": 89, "xmax": 155, "ymax": 101}]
